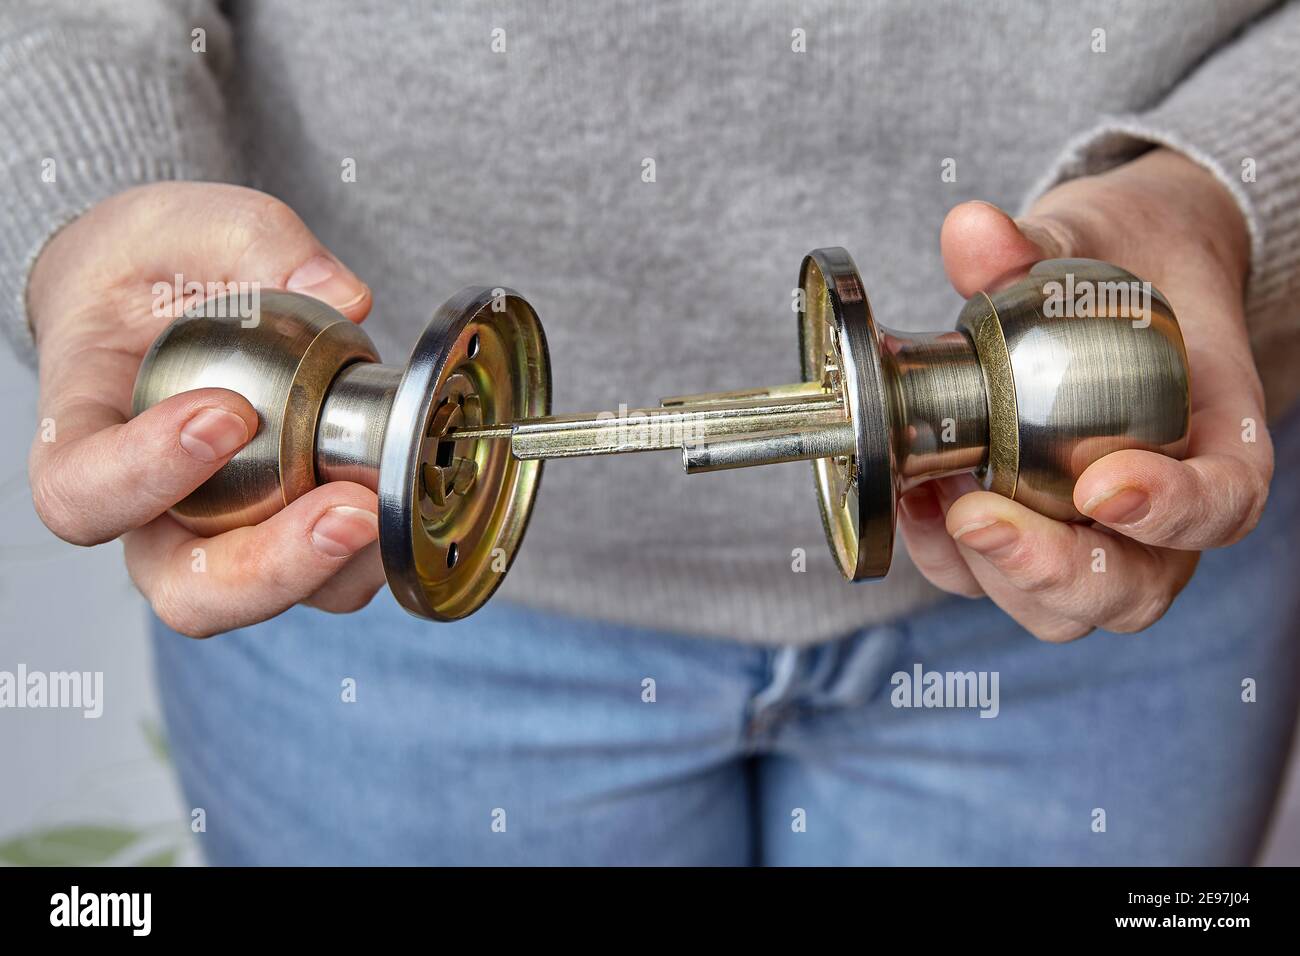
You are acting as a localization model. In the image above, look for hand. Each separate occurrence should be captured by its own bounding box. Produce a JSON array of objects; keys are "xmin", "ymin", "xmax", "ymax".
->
[
  {"xmin": 900, "ymin": 148, "xmax": 1272, "ymax": 642},
  {"xmin": 28, "ymin": 182, "xmax": 386, "ymax": 637}
]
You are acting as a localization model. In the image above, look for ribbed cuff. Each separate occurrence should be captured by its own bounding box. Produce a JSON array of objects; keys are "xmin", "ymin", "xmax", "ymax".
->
[
  {"xmin": 1023, "ymin": 3, "xmax": 1300, "ymax": 358},
  {"xmin": 0, "ymin": 23, "xmax": 236, "ymax": 367}
]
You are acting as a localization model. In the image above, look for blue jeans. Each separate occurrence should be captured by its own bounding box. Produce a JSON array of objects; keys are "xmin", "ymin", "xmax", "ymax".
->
[{"xmin": 153, "ymin": 408, "xmax": 1300, "ymax": 865}]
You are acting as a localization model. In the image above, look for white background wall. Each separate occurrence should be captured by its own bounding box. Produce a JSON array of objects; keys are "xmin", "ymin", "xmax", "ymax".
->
[{"xmin": 0, "ymin": 341, "xmax": 1297, "ymax": 865}]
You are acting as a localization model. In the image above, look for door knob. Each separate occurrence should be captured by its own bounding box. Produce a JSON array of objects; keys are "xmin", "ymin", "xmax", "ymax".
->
[
  {"xmin": 133, "ymin": 248, "xmax": 1189, "ymax": 620},
  {"xmin": 133, "ymin": 286, "xmax": 550, "ymax": 621}
]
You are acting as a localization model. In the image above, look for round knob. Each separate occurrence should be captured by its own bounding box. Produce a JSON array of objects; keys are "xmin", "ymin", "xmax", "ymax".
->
[
  {"xmin": 132, "ymin": 287, "xmax": 551, "ymax": 621},
  {"xmin": 798, "ymin": 247, "xmax": 1190, "ymax": 580},
  {"xmin": 132, "ymin": 292, "xmax": 380, "ymax": 535}
]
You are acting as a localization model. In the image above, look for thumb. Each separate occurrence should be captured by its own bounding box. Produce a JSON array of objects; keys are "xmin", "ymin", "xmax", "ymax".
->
[{"xmin": 939, "ymin": 200, "xmax": 1083, "ymax": 299}]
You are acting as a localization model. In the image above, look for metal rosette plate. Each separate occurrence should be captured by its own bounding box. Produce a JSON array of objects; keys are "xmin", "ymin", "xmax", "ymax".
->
[
  {"xmin": 797, "ymin": 248, "xmax": 897, "ymax": 580},
  {"xmin": 378, "ymin": 287, "xmax": 551, "ymax": 620}
]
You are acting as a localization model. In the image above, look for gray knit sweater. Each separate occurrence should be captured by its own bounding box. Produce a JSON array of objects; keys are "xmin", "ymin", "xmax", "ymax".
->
[{"xmin": 3, "ymin": 1, "xmax": 1299, "ymax": 643}]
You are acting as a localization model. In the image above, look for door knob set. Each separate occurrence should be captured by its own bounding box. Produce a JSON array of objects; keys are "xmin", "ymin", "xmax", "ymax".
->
[{"xmin": 133, "ymin": 247, "xmax": 1190, "ymax": 621}]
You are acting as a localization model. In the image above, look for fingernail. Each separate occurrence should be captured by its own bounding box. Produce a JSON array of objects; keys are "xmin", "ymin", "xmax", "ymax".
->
[
  {"xmin": 287, "ymin": 255, "xmax": 369, "ymax": 311},
  {"xmin": 180, "ymin": 408, "xmax": 249, "ymax": 462},
  {"xmin": 311, "ymin": 506, "xmax": 378, "ymax": 557},
  {"xmin": 952, "ymin": 519, "xmax": 1019, "ymax": 556},
  {"xmin": 900, "ymin": 486, "xmax": 943, "ymax": 523},
  {"xmin": 1081, "ymin": 486, "xmax": 1150, "ymax": 525}
]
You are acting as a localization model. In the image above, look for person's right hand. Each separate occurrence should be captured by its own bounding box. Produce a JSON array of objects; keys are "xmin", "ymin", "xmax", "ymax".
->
[{"xmin": 27, "ymin": 182, "xmax": 387, "ymax": 637}]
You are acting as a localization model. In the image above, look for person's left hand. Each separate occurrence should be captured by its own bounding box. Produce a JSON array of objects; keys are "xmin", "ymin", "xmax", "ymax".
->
[{"xmin": 899, "ymin": 147, "xmax": 1273, "ymax": 642}]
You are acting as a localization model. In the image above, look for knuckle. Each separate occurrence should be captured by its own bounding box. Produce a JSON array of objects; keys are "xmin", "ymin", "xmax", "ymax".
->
[
  {"xmin": 228, "ymin": 194, "xmax": 304, "ymax": 274},
  {"xmin": 1218, "ymin": 468, "xmax": 1270, "ymax": 545},
  {"xmin": 1157, "ymin": 502, "xmax": 1199, "ymax": 543},
  {"xmin": 1246, "ymin": 459, "xmax": 1272, "ymax": 517},
  {"xmin": 1237, "ymin": 486, "xmax": 1269, "ymax": 540},
  {"xmin": 1186, "ymin": 454, "xmax": 1273, "ymax": 548},
  {"xmin": 248, "ymin": 193, "xmax": 302, "ymax": 235}
]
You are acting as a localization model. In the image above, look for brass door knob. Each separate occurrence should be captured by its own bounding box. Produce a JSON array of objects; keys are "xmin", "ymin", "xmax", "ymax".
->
[{"xmin": 133, "ymin": 248, "xmax": 1189, "ymax": 620}]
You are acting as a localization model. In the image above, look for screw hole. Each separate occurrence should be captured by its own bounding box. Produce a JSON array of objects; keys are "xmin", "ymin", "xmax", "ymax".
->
[
  {"xmin": 466, "ymin": 333, "xmax": 480, "ymax": 359},
  {"xmin": 446, "ymin": 542, "xmax": 459, "ymax": 569}
]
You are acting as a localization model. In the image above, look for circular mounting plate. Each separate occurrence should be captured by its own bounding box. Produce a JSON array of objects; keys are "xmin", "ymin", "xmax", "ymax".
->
[
  {"xmin": 378, "ymin": 287, "xmax": 551, "ymax": 620},
  {"xmin": 798, "ymin": 248, "xmax": 896, "ymax": 580}
]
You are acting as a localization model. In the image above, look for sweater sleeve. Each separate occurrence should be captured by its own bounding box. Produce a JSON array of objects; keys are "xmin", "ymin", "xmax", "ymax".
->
[
  {"xmin": 1024, "ymin": 0, "xmax": 1300, "ymax": 414},
  {"xmin": 0, "ymin": 0, "xmax": 237, "ymax": 367}
]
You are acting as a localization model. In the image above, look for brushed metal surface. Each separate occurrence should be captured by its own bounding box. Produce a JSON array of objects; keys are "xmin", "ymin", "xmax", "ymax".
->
[
  {"xmin": 683, "ymin": 421, "xmax": 856, "ymax": 474},
  {"xmin": 316, "ymin": 362, "xmax": 402, "ymax": 487},
  {"xmin": 957, "ymin": 292, "xmax": 1020, "ymax": 498},
  {"xmin": 879, "ymin": 328, "xmax": 989, "ymax": 488},
  {"xmin": 131, "ymin": 291, "xmax": 379, "ymax": 537},
  {"xmin": 997, "ymin": 259, "xmax": 1189, "ymax": 520}
]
